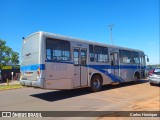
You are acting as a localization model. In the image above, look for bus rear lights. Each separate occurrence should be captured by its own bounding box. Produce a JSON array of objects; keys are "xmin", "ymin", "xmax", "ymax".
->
[
  {"xmin": 37, "ymin": 67, "xmax": 40, "ymax": 75},
  {"xmin": 36, "ymin": 67, "xmax": 40, "ymax": 80}
]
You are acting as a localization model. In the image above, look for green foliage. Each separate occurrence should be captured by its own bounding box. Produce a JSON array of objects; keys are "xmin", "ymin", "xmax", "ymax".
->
[
  {"xmin": 0, "ymin": 39, "xmax": 19, "ymax": 68},
  {"xmin": 0, "ymin": 84, "xmax": 24, "ymax": 91}
]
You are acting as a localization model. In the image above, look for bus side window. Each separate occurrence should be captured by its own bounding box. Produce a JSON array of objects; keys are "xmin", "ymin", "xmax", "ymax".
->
[
  {"xmin": 89, "ymin": 45, "xmax": 94, "ymax": 62},
  {"xmin": 110, "ymin": 53, "xmax": 118, "ymax": 66},
  {"xmin": 46, "ymin": 38, "xmax": 71, "ymax": 61},
  {"xmin": 110, "ymin": 53, "xmax": 114, "ymax": 65},
  {"xmin": 46, "ymin": 49, "xmax": 52, "ymax": 60},
  {"xmin": 119, "ymin": 50, "xmax": 132, "ymax": 64},
  {"xmin": 94, "ymin": 46, "xmax": 108, "ymax": 62},
  {"xmin": 81, "ymin": 49, "xmax": 87, "ymax": 66},
  {"xmin": 73, "ymin": 49, "xmax": 79, "ymax": 65},
  {"xmin": 132, "ymin": 51, "xmax": 140, "ymax": 64}
]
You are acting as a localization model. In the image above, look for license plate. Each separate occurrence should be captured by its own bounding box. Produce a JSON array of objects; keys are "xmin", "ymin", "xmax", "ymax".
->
[{"xmin": 24, "ymin": 72, "xmax": 33, "ymax": 77}]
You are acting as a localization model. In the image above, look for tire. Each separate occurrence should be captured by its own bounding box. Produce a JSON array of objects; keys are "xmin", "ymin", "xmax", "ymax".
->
[
  {"xmin": 133, "ymin": 74, "xmax": 139, "ymax": 84},
  {"xmin": 150, "ymin": 82, "xmax": 154, "ymax": 86},
  {"xmin": 90, "ymin": 75, "xmax": 102, "ymax": 92}
]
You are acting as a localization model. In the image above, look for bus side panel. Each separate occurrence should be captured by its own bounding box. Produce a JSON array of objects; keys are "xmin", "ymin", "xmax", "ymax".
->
[
  {"xmin": 120, "ymin": 64, "xmax": 139, "ymax": 82},
  {"xmin": 121, "ymin": 65, "xmax": 130, "ymax": 82},
  {"xmin": 87, "ymin": 63, "xmax": 116, "ymax": 85},
  {"xmin": 44, "ymin": 62, "xmax": 74, "ymax": 89}
]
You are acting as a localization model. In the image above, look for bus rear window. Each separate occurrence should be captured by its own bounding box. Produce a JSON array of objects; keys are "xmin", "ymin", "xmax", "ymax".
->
[{"xmin": 46, "ymin": 38, "xmax": 71, "ymax": 61}]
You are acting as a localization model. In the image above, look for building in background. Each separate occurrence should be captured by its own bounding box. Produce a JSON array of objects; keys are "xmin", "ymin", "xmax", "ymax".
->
[{"xmin": 0, "ymin": 65, "xmax": 20, "ymax": 82}]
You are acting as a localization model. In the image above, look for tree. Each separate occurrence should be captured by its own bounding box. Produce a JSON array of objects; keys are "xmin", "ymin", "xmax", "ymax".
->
[{"xmin": 0, "ymin": 39, "xmax": 19, "ymax": 68}]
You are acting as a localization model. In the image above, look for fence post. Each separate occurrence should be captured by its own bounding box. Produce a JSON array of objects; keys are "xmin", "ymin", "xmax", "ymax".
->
[{"xmin": 7, "ymin": 78, "xmax": 9, "ymax": 86}]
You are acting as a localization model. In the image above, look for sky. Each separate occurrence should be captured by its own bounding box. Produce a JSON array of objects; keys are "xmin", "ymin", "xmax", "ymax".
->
[{"xmin": 0, "ymin": 0, "xmax": 159, "ymax": 65}]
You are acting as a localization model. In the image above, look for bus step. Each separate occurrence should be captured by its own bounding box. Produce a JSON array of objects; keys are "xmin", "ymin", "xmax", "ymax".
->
[{"xmin": 111, "ymin": 82, "xmax": 119, "ymax": 85}]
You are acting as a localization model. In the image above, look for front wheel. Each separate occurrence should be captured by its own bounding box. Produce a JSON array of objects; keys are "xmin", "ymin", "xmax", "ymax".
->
[
  {"xmin": 133, "ymin": 74, "xmax": 139, "ymax": 84},
  {"xmin": 90, "ymin": 75, "xmax": 102, "ymax": 92},
  {"xmin": 150, "ymin": 82, "xmax": 154, "ymax": 86}
]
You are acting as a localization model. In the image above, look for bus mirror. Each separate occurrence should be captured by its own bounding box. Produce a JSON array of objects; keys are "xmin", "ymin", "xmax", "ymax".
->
[{"xmin": 147, "ymin": 58, "xmax": 149, "ymax": 62}]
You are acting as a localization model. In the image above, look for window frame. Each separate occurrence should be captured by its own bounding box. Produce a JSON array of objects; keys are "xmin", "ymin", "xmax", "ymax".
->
[
  {"xmin": 132, "ymin": 51, "xmax": 140, "ymax": 64},
  {"xmin": 89, "ymin": 45, "xmax": 108, "ymax": 63},
  {"xmin": 119, "ymin": 50, "xmax": 132, "ymax": 64},
  {"xmin": 46, "ymin": 38, "xmax": 71, "ymax": 61},
  {"xmin": 73, "ymin": 48, "xmax": 80, "ymax": 66},
  {"xmin": 120, "ymin": 50, "xmax": 140, "ymax": 64}
]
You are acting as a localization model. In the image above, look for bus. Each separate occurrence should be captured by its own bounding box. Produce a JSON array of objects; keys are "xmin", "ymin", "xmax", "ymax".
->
[{"xmin": 20, "ymin": 31, "xmax": 149, "ymax": 92}]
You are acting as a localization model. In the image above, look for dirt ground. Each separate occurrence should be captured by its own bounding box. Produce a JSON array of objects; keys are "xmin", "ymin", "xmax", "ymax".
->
[
  {"xmin": 98, "ymin": 80, "xmax": 160, "ymax": 120},
  {"xmin": 0, "ymin": 79, "xmax": 159, "ymax": 120}
]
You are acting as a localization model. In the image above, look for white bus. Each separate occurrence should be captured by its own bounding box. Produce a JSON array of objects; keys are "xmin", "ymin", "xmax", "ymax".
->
[{"xmin": 20, "ymin": 31, "xmax": 149, "ymax": 92}]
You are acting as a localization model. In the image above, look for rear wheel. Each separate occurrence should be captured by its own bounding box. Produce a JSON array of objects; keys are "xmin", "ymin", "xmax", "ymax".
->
[
  {"xmin": 150, "ymin": 82, "xmax": 154, "ymax": 86},
  {"xmin": 133, "ymin": 73, "xmax": 140, "ymax": 84},
  {"xmin": 134, "ymin": 75, "xmax": 138, "ymax": 81},
  {"xmin": 90, "ymin": 75, "xmax": 102, "ymax": 92}
]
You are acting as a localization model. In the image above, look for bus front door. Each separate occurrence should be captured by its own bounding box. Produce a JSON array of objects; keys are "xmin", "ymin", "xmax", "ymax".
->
[
  {"xmin": 73, "ymin": 48, "xmax": 88, "ymax": 88},
  {"xmin": 110, "ymin": 52, "xmax": 120, "ymax": 79}
]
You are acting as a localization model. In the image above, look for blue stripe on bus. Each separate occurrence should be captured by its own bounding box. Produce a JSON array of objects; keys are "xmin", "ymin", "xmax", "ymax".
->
[
  {"xmin": 87, "ymin": 65, "xmax": 145, "ymax": 82},
  {"xmin": 20, "ymin": 62, "xmax": 146, "ymax": 82},
  {"xmin": 87, "ymin": 65, "xmax": 125, "ymax": 82},
  {"xmin": 20, "ymin": 64, "xmax": 45, "ymax": 71},
  {"xmin": 45, "ymin": 60, "xmax": 146, "ymax": 70},
  {"xmin": 87, "ymin": 65, "xmax": 146, "ymax": 69}
]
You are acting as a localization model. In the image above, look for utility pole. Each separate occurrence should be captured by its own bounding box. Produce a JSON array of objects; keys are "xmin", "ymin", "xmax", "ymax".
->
[{"xmin": 108, "ymin": 24, "xmax": 114, "ymax": 45}]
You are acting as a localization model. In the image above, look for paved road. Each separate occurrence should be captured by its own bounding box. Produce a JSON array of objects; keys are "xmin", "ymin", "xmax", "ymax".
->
[{"xmin": 0, "ymin": 80, "xmax": 159, "ymax": 120}]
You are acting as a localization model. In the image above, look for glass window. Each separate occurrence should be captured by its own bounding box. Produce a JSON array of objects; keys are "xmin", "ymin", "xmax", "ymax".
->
[
  {"xmin": 140, "ymin": 56, "xmax": 145, "ymax": 66},
  {"xmin": 46, "ymin": 38, "xmax": 71, "ymax": 61},
  {"xmin": 89, "ymin": 45, "xmax": 94, "ymax": 62},
  {"xmin": 81, "ymin": 49, "xmax": 87, "ymax": 66},
  {"xmin": 120, "ymin": 50, "xmax": 132, "ymax": 64},
  {"xmin": 154, "ymin": 69, "xmax": 160, "ymax": 73},
  {"xmin": 46, "ymin": 49, "xmax": 52, "ymax": 60},
  {"xmin": 94, "ymin": 46, "xmax": 108, "ymax": 62},
  {"xmin": 132, "ymin": 52, "xmax": 140, "ymax": 64},
  {"xmin": 73, "ymin": 49, "xmax": 79, "ymax": 65}
]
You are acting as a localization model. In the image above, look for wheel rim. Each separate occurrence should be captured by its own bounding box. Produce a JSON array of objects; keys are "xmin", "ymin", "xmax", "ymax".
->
[{"xmin": 93, "ymin": 78, "xmax": 100, "ymax": 89}]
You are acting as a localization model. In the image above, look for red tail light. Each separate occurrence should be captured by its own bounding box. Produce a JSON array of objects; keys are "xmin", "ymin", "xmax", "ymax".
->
[
  {"xmin": 149, "ymin": 69, "xmax": 154, "ymax": 76},
  {"xmin": 37, "ymin": 67, "xmax": 40, "ymax": 75},
  {"xmin": 36, "ymin": 67, "xmax": 40, "ymax": 80}
]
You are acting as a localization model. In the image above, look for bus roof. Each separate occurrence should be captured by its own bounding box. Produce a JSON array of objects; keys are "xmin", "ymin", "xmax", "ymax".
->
[{"xmin": 25, "ymin": 31, "xmax": 144, "ymax": 54}]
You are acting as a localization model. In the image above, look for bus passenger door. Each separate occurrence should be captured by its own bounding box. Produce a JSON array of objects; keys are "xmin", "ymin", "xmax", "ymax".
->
[
  {"xmin": 140, "ymin": 56, "xmax": 146, "ymax": 78},
  {"xmin": 73, "ymin": 48, "xmax": 88, "ymax": 88},
  {"xmin": 110, "ymin": 52, "xmax": 120, "ymax": 77},
  {"xmin": 80, "ymin": 49, "xmax": 88, "ymax": 86}
]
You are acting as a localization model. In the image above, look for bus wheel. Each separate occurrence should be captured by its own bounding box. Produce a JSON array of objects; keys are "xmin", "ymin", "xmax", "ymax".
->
[
  {"xmin": 150, "ymin": 82, "xmax": 154, "ymax": 86},
  {"xmin": 133, "ymin": 74, "xmax": 139, "ymax": 83},
  {"xmin": 90, "ymin": 75, "xmax": 102, "ymax": 92}
]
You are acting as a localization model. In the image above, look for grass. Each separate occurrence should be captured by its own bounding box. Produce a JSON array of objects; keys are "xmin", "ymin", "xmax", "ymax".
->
[{"xmin": 0, "ymin": 84, "xmax": 25, "ymax": 91}]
